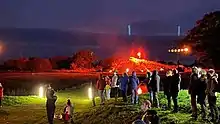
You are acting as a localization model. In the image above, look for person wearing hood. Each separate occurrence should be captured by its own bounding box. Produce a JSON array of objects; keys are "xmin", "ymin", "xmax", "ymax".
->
[
  {"xmin": 206, "ymin": 69, "xmax": 219, "ymax": 123},
  {"xmin": 46, "ymin": 84, "xmax": 57, "ymax": 124},
  {"xmin": 111, "ymin": 72, "xmax": 119, "ymax": 101},
  {"xmin": 0, "ymin": 83, "xmax": 3, "ymax": 107},
  {"xmin": 148, "ymin": 70, "xmax": 160, "ymax": 108},
  {"xmin": 130, "ymin": 71, "xmax": 140, "ymax": 104},
  {"xmin": 188, "ymin": 66, "xmax": 201, "ymax": 119},
  {"xmin": 120, "ymin": 73, "xmax": 129, "ymax": 102}
]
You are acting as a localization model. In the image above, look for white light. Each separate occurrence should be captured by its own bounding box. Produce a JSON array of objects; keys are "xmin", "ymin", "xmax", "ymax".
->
[
  {"xmin": 39, "ymin": 86, "xmax": 44, "ymax": 98},
  {"xmin": 126, "ymin": 68, "xmax": 129, "ymax": 73},
  {"xmin": 137, "ymin": 88, "xmax": 142, "ymax": 95},
  {"xmin": 88, "ymin": 87, "xmax": 93, "ymax": 99}
]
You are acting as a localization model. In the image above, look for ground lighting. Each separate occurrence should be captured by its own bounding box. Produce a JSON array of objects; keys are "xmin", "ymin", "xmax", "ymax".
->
[
  {"xmin": 39, "ymin": 86, "xmax": 44, "ymax": 98},
  {"xmin": 88, "ymin": 82, "xmax": 96, "ymax": 106}
]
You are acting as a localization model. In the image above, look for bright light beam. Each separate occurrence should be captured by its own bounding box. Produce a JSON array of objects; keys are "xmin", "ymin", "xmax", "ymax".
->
[
  {"xmin": 88, "ymin": 87, "xmax": 93, "ymax": 99},
  {"xmin": 39, "ymin": 86, "xmax": 44, "ymax": 98}
]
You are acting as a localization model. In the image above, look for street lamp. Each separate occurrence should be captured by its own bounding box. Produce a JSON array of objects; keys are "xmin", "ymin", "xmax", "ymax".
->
[
  {"xmin": 168, "ymin": 47, "xmax": 189, "ymax": 68},
  {"xmin": 88, "ymin": 82, "xmax": 96, "ymax": 106}
]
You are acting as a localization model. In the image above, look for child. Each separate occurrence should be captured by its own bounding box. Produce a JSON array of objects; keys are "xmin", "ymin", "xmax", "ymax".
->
[{"xmin": 63, "ymin": 99, "xmax": 74, "ymax": 123}]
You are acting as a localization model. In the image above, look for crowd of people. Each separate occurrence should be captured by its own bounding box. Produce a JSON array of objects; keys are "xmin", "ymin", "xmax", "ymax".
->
[
  {"xmin": 0, "ymin": 66, "xmax": 219, "ymax": 124},
  {"xmin": 96, "ymin": 66, "xmax": 220, "ymax": 123}
]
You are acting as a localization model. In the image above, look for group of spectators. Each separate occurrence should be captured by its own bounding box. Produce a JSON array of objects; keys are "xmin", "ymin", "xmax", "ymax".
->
[{"xmin": 97, "ymin": 66, "xmax": 220, "ymax": 123}]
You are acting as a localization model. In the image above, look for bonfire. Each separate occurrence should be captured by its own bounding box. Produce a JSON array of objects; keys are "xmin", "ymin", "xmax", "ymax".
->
[{"xmin": 110, "ymin": 52, "xmax": 180, "ymax": 73}]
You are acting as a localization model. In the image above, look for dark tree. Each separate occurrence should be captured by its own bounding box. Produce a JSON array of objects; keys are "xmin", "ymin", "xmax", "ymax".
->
[
  {"xmin": 71, "ymin": 50, "xmax": 97, "ymax": 69},
  {"xmin": 180, "ymin": 11, "xmax": 220, "ymax": 68},
  {"xmin": 27, "ymin": 58, "xmax": 52, "ymax": 72}
]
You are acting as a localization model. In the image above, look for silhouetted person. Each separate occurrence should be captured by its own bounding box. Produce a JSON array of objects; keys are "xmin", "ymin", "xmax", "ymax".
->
[
  {"xmin": 46, "ymin": 85, "xmax": 57, "ymax": 124},
  {"xmin": 197, "ymin": 70, "xmax": 208, "ymax": 119},
  {"xmin": 188, "ymin": 66, "xmax": 200, "ymax": 119},
  {"xmin": 207, "ymin": 69, "xmax": 219, "ymax": 123},
  {"xmin": 119, "ymin": 73, "xmax": 129, "ymax": 102},
  {"xmin": 149, "ymin": 70, "xmax": 160, "ymax": 108},
  {"xmin": 130, "ymin": 71, "xmax": 140, "ymax": 104},
  {"xmin": 96, "ymin": 74, "xmax": 106, "ymax": 105},
  {"xmin": 163, "ymin": 70, "xmax": 172, "ymax": 109},
  {"xmin": 0, "ymin": 83, "xmax": 3, "ymax": 107},
  {"xmin": 170, "ymin": 69, "xmax": 181, "ymax": 112}
]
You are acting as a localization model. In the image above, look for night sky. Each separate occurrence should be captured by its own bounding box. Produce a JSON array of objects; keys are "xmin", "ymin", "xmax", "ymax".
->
[
  {"xmin": 0, "ymin": 0, "xmax": 219, "ymax": 62},
  {"xmin": 0, "ymin": 0, "xmax": 219, "ymax": 33}
]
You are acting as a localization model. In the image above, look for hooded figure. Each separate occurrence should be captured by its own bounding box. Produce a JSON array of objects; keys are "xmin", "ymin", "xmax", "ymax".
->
[
  {"xmin": 149, "ymin": 70, "xmax": 160, "ymax": 108},
  {"xmin": 120, "ymin": 73, "xmax": 129, "ymax": 102},
  {"xmin": 130, "ymin": 71, "xmax": 140, "ymax": 104},
  {"xmin": 0, "ymin": 83, "xmax": 3, "ymax": 107},
  {"xmin": 46, "ymin": 85, "xmax": 57, "ymax": 124},
  {"xmin": 207, "ymin": 69, "xmax": 219, "ymax": 122}
]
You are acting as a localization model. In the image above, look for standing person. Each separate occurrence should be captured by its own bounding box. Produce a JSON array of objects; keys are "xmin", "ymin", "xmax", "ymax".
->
[
  {"xmin": 149, "ymin": 70, "xmax": 160, "ymax": 108},
  {"xmin": 170, "ymin": 69, "xmax": 181, "ymax": 112},
  {"xmin": 206, "ymin": 69, "xmax": 219, "ymax": 123},
  {"xmin": 188, "ymin": 66, "xmax": 200, "ymax": 119},
  {"xmin": 163, "ymin": 70, "xmax": 172, "ymax": 109},
  {"xmin": 63, "ymin": 99, "xmax": 74, "ymax": 123},
  {"xmin": 197, "ymin": 70, "xmax": 208, "ymax": 119},
  {"xmin": 105, "ymin": 76, "xmax": 111, "ymax": 100},
  {"xmin": 96, "ymin": 74, "xmax": 106, "ymax": 105},
  {"xmin": 144, "ymin": 71, "xmax": 152, "ymax": 92},
  {"xmin": 120, "ymin": 73, "xmax": 129, "ymax": 102},
  {"xmin": 111, "ymin": 72, "xmax": 119, "ymax": 101},
  {"xmin": 130, "ymin": 71, "xmax": 140, "ymax": 104},
  {"xmin": 0, "ymin": 83, "xmax": 3, "ymax": 107},
  {"xmin": 46, "ymin": 85, "xmax": 57, "ymax": 124}
]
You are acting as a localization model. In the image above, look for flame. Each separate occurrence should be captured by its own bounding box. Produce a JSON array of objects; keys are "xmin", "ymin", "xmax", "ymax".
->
[{"xmin": 137, "ymin": 52, "xmax": 141, "ymax": 58}]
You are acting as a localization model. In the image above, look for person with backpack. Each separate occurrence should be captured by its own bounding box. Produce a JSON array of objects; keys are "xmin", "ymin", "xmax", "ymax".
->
[
  {"xmin": 130, "ymin": 71, "xmax": 140, "ymax": 104},
  {"xmin": 0, "ymin": 83, "xmax": 3, "ymax": 107},
  {"xmin": 206, "ymin": 69, "xmax": 219, "ymax": 123},
  {"xmin": 148, "ymin": 70, "xmax": 160, "ymax": 108},
  {"xmin": 120, "ymin": 73, "xmax": 129, "ymax": 102},
  {"xmin": 111, "ymin": 72, "xmax": 119, "ymax": 101}
]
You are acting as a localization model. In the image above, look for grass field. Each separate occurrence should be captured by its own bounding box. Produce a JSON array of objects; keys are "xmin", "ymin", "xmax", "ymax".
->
[{"xmin": 0, "ymin": 84, "xmax": 219, "ymax": 124}]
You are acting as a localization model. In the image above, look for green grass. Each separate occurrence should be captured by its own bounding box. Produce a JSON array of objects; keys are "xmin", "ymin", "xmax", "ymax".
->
[{"xmin": 0, "ymin": 87, "xmax": 220, "ymax": 124}]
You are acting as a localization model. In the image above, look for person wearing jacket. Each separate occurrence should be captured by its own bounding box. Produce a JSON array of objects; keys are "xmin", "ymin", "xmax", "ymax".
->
[
  {"xmin": 111, "ymin": 72, "xmax": 119, "ymax": 101},
  {"xmin": 188, "ymin": 66, "xmax": 200, "ymax": 119},
  {"xmin": 46, "ymin": 85, "xmax": 57, "ymax": 124},
  {"xmin": 163, "ymin": 70, "xmax": 172, "ymax": 109},
  {"xmin": 119, "ymin": 73, "xmax": 129, "ymax": 102},
  {"xmin": 96, "ymin": 74, "xmax": 106, "ymax": 105},
  {"xmin": 105, "ymin": 76, "xmax": 111, "ymax": 100},
  {"xmin": 149, "ymin": 70, "xmax": 160, "ymax": 108},
  {"xmin": 0, "ymin": 83, "xmax": 3, "ymax": 107},
  {"xmin": 144, "ymin": 71, "xmax": 152, "ymax": 92},
  {"xmin": 197, "ymin": 70, "xmax": 208, "ymax": 119},
  {"xmin": 130, "ymin": 71, "xmax": 140, "ymax": 104},
  {"xmin": 206, "ymin": 69, "xmax": 219, "ymax": 123},
  {"xmin": 63, "ymin": 99, "xmax": 74, "ymax": 123},
  {"xmin": 170, "ymin": 69, "xmax": 181, "ymax": 112}
]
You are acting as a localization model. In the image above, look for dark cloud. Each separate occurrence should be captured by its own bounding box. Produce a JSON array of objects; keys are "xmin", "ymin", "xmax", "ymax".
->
[{"xmin": 0, "ymin": 0, "xmax": 219, "ymax": 33}]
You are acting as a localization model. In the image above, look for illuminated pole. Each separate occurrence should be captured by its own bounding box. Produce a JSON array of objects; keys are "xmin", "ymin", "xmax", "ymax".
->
[
  {"xmin": 128, "ymin": 24, "xmax": 131, "ymax": 36},
  {"xmin": 88, "ymin": 81, "xmax": 96, "ymax": 106}
]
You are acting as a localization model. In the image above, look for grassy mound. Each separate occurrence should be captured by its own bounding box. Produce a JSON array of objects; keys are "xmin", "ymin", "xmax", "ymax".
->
[{"xmin": 1, "ymin": 87, "xmax": 220, "ymax": 124}]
